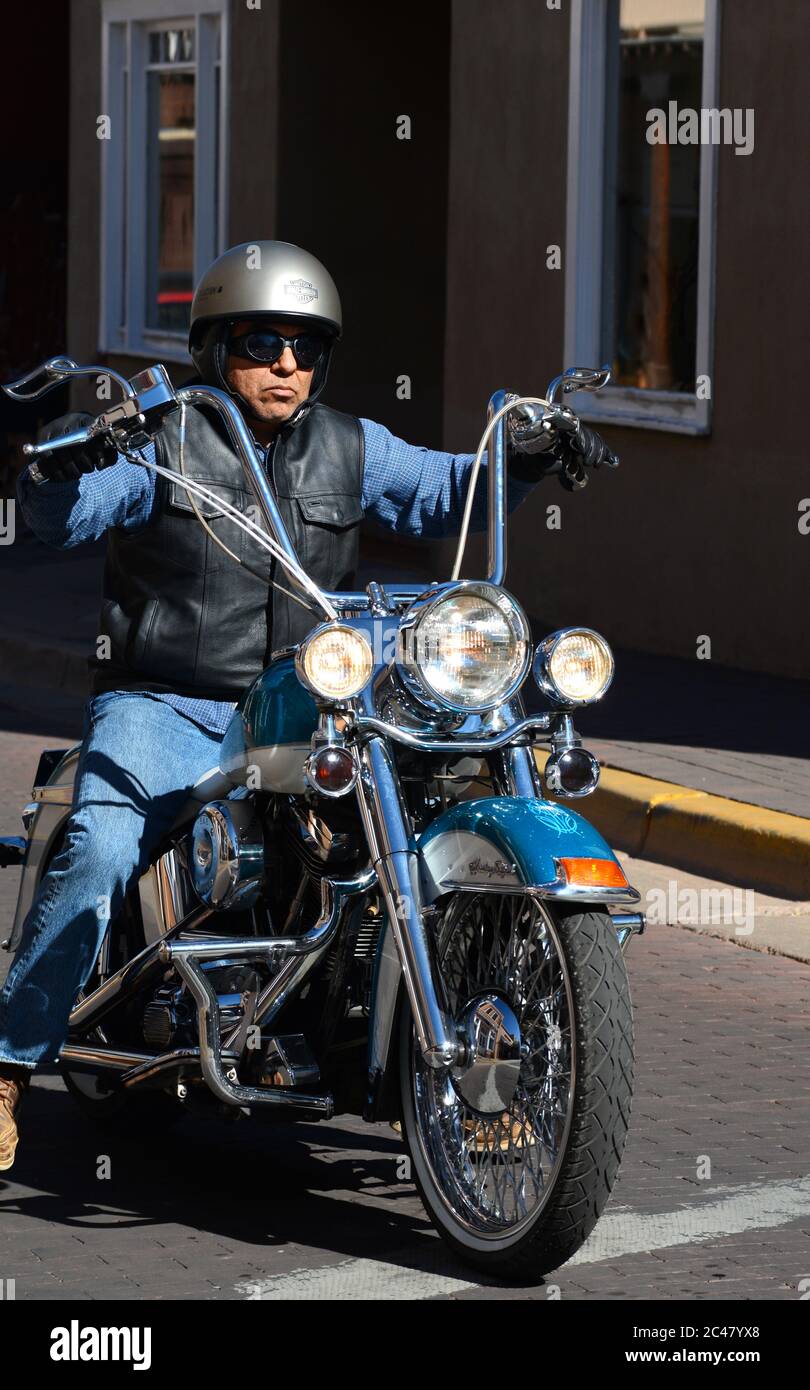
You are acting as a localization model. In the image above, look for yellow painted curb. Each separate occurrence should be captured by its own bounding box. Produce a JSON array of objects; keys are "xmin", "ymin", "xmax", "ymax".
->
[{"xmin": 534, "ymin": 752, "xmax": 810, "ymax": 898}]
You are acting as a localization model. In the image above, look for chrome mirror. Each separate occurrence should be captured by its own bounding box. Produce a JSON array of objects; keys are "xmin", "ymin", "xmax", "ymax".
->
[
  {"xmin": 2, "ymin": 356, "xmax": 136, "ymax": 404},
  {"xmin": 545, "ymin": 364, "xmax": 612, "ymax": 406}
]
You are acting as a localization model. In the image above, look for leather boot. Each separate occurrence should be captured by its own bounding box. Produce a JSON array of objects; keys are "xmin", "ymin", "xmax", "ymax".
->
[{"xmin": 0, "ymin": 1067, "xmax": 31, "ymax": 1171}]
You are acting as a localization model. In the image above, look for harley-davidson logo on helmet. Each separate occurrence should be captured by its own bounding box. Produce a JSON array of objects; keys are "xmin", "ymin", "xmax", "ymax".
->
[{"xmin": 284, "ymin": 278, "xmax": 319, "ymax": 304}]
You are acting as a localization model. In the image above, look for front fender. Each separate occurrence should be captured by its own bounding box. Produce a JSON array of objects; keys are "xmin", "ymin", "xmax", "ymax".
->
[
  {"xmin": 365, "ymin": 795, "xmax": 640, "ymax": 1121},
  {"xmin": 416, "ymin": 796, "xmax": 639, "ymax": 904}
]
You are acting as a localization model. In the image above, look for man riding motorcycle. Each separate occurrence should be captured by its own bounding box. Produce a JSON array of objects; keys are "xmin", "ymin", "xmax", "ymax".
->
[{"xmin": 0, "ymin": 240, "xmax": 618, "ymax": 1169}]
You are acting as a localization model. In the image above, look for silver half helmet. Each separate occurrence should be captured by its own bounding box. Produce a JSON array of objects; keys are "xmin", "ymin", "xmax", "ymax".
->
[{"xmin": 189, "ymin": 240, "xmax": 342, "ymax": 417}]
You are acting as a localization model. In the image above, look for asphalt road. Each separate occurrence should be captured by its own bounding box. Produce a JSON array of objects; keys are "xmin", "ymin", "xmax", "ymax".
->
[{"xmin": 1, "ymin": 718, "xmax": 809, "ymax": 1302}]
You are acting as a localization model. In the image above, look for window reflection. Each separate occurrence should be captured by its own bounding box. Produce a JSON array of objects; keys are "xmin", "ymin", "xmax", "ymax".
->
[
  {"xmin": 148, "ymin": 27, "xmax": 194, "ymax": 65},
  {"xmin": 145, "ymin": 68, "xmax": 195, "ymax": 334},
  {"xmin": 603, "ymin": 0, "xmax": 705, "ymax": 392}
]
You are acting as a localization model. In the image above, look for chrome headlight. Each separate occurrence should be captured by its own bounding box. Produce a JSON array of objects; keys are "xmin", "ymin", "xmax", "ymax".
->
[
  {"xmin": 533, "ymin": 628, "xmax": 614, "ymax": 706},
  {"xmin": 296, "ymin": 623, "xmax": 373, "ymax": 701},
  {"xmin": 397, "ymin": 582, "xmax": 531, "ymax": 713}
]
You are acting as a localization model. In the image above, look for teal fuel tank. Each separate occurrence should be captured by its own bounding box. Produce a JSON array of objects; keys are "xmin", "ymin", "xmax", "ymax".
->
[{"xmin": 219, "ymin": 656, "xmax": 319, "ymax": 793}]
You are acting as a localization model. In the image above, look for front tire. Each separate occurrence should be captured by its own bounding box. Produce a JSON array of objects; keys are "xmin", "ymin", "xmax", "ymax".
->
[{"xmin": 399, "ymin": 894, "xmax": 634, "ymax": 1280}]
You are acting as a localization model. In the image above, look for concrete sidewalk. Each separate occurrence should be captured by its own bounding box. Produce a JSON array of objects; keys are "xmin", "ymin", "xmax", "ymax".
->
[
  {"xmin": 2, "ymin": 532, "xmax": 808, "ymax": 894},
  {"xmin": 537, "ymin": 755, "xmax": 810, "ymax": 901}
]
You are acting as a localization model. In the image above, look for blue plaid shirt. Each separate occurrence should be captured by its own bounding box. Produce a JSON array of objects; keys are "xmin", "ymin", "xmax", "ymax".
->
[{"xmin": 17, "ymin": 417, "xmax": 539, "ymax": 735}]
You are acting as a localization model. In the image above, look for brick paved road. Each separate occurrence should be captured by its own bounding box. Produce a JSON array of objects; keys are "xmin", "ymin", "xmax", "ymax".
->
[{"xmin": 1, "ymin": 724, "xmax": 808, "ymax": 1301}]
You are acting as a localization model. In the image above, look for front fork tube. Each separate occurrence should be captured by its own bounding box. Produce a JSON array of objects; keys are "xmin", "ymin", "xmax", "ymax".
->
[
  {"xmin": 355, "ymin": 737, "xmax": 459, "ymax": 1069},
  {"xmin": 496, "ymin": 744, "xmax": 543, "ymax": 799}
]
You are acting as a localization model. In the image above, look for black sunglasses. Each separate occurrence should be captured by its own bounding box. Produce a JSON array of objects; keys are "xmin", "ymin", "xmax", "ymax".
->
[{"xmin": 227, "ymin": 329, "xmax": 328, "ymax": 369}]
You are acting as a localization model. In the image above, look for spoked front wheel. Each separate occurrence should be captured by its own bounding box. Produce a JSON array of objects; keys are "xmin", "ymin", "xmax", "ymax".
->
[{"xmin": 399, "ymin": 893, "xmax": 634, "ymax": 1280}]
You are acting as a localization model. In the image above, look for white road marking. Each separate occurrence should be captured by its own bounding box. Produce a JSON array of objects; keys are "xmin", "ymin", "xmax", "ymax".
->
[
  {"xmin": 566, "ymin": 1175, "xmax": 810, "ymax": 1265},
  {"xmin": 235, "ymin": 1175, "xmax": 810, "ymax": 1299},
  {"xmin": 238, "ymin": 1258, "xmax": 479, "ymax": 1301}
]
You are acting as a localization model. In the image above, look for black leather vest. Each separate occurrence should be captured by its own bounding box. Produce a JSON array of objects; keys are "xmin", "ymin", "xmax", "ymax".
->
[{"xmin": 90, "ymin": 401, "xmax": 365, "ymax": 699}]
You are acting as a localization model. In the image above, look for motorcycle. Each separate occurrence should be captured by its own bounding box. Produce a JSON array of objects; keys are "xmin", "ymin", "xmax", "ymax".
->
[{"xmin": 0, "ymin": 355, "xmax": 643, "ymax": 1279}]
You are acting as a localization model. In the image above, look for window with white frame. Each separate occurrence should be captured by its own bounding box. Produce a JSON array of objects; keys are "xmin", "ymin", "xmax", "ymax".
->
[
  {"xmin": 565, "ymin": 0, "xmax": 720, "ymax": 433},
  {"xmin": 101, "ymin": 0, "xmax": 227, "ymax": 360}
]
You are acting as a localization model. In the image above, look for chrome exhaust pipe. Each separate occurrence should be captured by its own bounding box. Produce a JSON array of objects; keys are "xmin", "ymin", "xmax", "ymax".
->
[
  {"xmin": 59, "ymin": 1042, "xmax": 221, "ymax": 1086},
  {"xmin": 66, "ymin": 867, "xmax": 376, "ymax": 1115},
  {"xmin": 61, "ymin": 1041, "xmax": 331, "ymax": 1115},
  {"xmin": 59, "ymin": 1043, "xmax": 153, "ymax": 1073},
  {"xmin": 123, "ymin": 1047, "xmax": 210, "ymax": 1089}
]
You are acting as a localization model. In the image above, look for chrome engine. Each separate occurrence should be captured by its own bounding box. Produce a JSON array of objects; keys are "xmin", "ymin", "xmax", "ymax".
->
[
  {"xmin": 190, "ymin": 800, "xmax": 265, "ymax": 909},
  {"xmin": 142, "ymin": 964, "xmax": 260, "ymax": 1051},
  {"xmin": 283, "ymin": 800, "xmax": 362, "ymax": 878}
]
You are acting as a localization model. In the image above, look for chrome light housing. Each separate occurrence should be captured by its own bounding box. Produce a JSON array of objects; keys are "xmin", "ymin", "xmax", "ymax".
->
[
  {"xmin": 534, "ymin": 628, "xmax": 614, "ymax": 706},
  {"xmin": 296, "ymin": 623, "xmax": 373, "ymax": 701},
  {"xmin": 544, "ymin": 746, "xmax": 601, "ymax": 797},
  {"xmin": 304, "ymin": 744, "xmax": 358, "ymax": 798},
  {"xmin": 396, "ymin": 582, "xmax": 531, "ymax": 714}
]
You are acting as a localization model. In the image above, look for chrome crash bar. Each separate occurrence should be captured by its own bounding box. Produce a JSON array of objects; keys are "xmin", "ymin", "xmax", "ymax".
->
[
  {"xmin": 352, "ymin": 711, "xmax": 552, "ymax": 752},
  {"xmin": 612, "ymin": 912, "xmax": 646, "ymax": 952},
  {"xmin": 63, "ymin": 868, "xmax": 375, "ymax": 1112}
]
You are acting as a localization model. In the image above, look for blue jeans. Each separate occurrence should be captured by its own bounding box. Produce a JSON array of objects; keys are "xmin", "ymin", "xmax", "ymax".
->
[{"xmin": 0, "ymin": 692, "xmax": 226, "ymax": 1069}]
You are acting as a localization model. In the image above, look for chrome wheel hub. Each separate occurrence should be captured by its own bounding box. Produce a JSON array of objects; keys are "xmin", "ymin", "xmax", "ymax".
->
[{"xmin": 452, "ymin": 993, "xmax": 522, "ymax": 1115}]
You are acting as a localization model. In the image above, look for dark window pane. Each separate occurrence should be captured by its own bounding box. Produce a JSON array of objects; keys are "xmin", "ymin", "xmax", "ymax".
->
[
  {"xmin": 145, "ymin": 71, "xmax": 195, "ymax": 334},
  {"xmin": 120, "ymin": 66, "xmax": 128, "ymax": 332},
  {"xmin": 603, "ymin": 1, "xmax": 704, "ymax": 392}
]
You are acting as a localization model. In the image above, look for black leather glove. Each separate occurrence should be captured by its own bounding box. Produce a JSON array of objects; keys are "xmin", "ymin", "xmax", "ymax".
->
[
  {"xmin": 552, "ymin": 414, "xmax": 619, "ymax": 491},
  {"xmin": 29, "ymin": 412, "xmax": 119, "ymax": 483},
  {"xmin": 507, "ymin": 398, "xmax": 618, "ymax": 492}
]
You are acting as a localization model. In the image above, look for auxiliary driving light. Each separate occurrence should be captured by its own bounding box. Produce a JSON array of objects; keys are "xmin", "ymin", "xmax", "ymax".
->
[
  {"xmin": 534, "ymin": 628, "xmax": 614, "ymax": 706},
  {"xmin": 297, "ymin": 624, "xmax": 373, "ymax": 701}
]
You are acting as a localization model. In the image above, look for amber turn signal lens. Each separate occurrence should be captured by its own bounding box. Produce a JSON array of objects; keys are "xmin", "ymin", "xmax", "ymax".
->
[{"xmin": 556, "ymin": 857, "xmax": 628, "ymax": 888}]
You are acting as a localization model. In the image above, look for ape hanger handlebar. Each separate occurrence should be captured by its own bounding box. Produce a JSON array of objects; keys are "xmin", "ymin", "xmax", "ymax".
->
[{"xmin": 3, "ymin": 355, "xmax": 611, "ymax": 614}]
